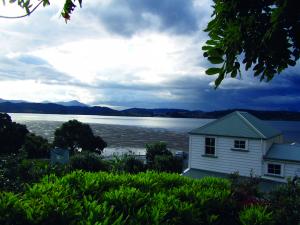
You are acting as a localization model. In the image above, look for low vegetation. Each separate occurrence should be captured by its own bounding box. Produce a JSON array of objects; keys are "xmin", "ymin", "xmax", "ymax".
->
[{"xmin": 0, "ymin": 171, "xmax": 246, "ymax": 225}]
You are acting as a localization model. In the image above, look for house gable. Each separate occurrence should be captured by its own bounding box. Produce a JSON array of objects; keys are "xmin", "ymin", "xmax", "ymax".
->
[{"xmin": 189, "ymin": 111, "xmax": 281, "ymax": 140}]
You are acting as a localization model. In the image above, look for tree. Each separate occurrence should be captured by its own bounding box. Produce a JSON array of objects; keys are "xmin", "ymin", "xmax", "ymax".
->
[
  {"xmin": 0, "ymin": 0, "xmax": 82, "ymax": 21},
  {"xmin": 21, "ymin": 133, "xmax": 50, "ymax": 158},
  {"xmin": 53, "ymin": 120, "xmax": 107, "ymax": 154},
  {"xmin": 0, "ymin": 113, "xmax": 29, "ymax": 154},
  {"xmin": 203, "ymin": 0, "xmax": 300, "ymax": 87},
  {"xmin": 145, "ymin": 142, "xmax": 172, "ymax": 165}
]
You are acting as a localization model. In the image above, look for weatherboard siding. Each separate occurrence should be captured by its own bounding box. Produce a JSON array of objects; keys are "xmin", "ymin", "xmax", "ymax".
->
[
  {"xmin": 285, "ymin": 163, "xmax": 300, "ymax": 178},
  {"xmin": 189, "ymin": 135, "xmax": 263, "ymax": 177}
]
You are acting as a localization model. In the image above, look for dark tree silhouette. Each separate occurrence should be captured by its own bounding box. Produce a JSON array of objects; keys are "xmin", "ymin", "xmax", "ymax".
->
[
  {"xmin": 53, "ymin": 120, "xmax": 107, "ymax": 154},
  {"xmin": 0, "ymin": 113, "xmax": 29, "ymax": 154},
  {"xmin": 21, "ymin": 133, "xmax": 50, "ymax": 158}
]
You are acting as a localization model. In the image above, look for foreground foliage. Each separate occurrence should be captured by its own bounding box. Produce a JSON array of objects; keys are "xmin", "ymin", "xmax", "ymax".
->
[
  {"xmin": 1, "ymin": 171, "xmax": 299, "ymax": 224},
  {"xmin": 0, "ymin": 171, "xmax": 236, "ymax": 225}
]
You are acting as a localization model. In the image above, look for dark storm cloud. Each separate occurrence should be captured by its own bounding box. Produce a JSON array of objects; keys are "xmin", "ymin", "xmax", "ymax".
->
[
  {"xmin": 88, "ymin": 0, "xmax": 199, "ymax": 36},
  {"xmin": 89, "ymin": 70, "xmax": 300, "ymax": 111}
]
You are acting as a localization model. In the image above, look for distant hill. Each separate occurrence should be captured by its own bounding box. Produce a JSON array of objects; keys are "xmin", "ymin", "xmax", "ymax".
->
[
  {"xmin": 46, "ymin": 100, "xmax": 88, "ymax": 107},
  {"xmin": 0, "ymin": 102, "xmax": 120, "ymax": 116},
  {"xmin": 0, "ymin": 101, "xmax": 299, "ymax": 121},
  {"xmin": 0, "ymin": 98, "xmax": 28, "ymax": 104}
]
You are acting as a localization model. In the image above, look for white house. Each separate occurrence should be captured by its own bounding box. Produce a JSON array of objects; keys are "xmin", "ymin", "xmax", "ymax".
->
[{"xmin": 184, "ymin": 111, "xmax": 300, "ymax": 183}]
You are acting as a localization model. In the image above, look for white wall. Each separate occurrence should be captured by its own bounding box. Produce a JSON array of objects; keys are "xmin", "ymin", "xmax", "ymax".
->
[{"xmin": 189, "ymin": 135, "xmax": 264, "ymax": 177}]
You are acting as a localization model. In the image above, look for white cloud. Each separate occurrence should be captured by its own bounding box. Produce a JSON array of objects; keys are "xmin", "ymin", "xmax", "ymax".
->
[{"xmin": 31, "ymin": 32, "xmax": 206, "ymax": 85}]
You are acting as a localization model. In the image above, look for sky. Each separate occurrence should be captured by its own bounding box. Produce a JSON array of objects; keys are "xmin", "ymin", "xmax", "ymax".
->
[{"xmin": 0, "ymin": 0, "xmax": 299, "ymax": 111}]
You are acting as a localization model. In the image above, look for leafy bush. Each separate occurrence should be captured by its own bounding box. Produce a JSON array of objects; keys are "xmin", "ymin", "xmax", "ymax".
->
[
  {"xmin": 0, "ymin": 154, "xmax": 70, "ymax": 192},
  {"xmin": 21, "ymin": 133, "xmax": 50, "ymax": 159},
  {"xmin": 239, "ymin": 206, "xmax": 274, "ymax": 225},
  {"xmin": 152, "ymin": 155, "xmax": 183, "ymax": 173},
  {"xmin": 70, "ymin": 152, "xmax": 110, "ymax": 172},
  {"xmin": 0, "ymin": 171, "xmax": 237, "ymax": 225},
  {"xmin": 268, "ymin": 177, "xmax": 300, "ymax": 225},
  {"xmin": 111, "ymin": 154, "xmax": 145, "ymax": 174},
  {"xmin": 229, "ymin": 172, "xmax": 262, "ymax": 208},
  {"xmin": 145, "ymin": 142, "xmax": 172, "ymax": 164}
]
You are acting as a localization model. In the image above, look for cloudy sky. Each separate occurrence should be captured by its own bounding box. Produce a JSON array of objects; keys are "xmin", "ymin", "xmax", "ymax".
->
[{"xmin": 0, "ymin": 0, "xmax": 299, "ymax": 111}]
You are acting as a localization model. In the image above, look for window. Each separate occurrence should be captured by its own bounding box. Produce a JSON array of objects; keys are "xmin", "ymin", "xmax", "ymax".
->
[
  {"xmin": 267, "ymin": 163, "xmax": 282, "ymax": 176},
  {"xmin": 205, "ymin": 137, "xmax": 215, "ymax": 155},
  {"xmin": 234, "ymin": 140, "xmax": 246, "ymax": 149}
]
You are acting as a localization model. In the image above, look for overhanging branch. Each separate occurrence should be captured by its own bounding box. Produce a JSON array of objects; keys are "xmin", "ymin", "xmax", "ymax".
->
[{"xmin": 0, "ymin": 0, "xmax": 43, "ymax": 19}]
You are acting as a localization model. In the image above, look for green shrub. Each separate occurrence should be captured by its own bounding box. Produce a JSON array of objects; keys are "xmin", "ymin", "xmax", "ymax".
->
[
  {"xmin": 228, "ymin": 172, "xmax": 262, "ymax": 208},
  {"xmin": 21, "ymin": 133, "xmax": 50, "ymax": 159},
  {"xmin": 145, "ymin": 142, "xmax": 172, "ymax": 164},
  {"xmin": 70, "ymin": 152, "xmax": 110, "ymax": 172},
  {"xmin": 0, "ymin": 154, "xmax": 70, "ymax": 192},
  {"xmin": 239, "ymin": 205, "xmax": 274, "ymax": 225},
  {"xmin": 152, "ymin": 155, "xmax": 183, "ymax": 173},
  {"xmin": 110, "ymin": 154, "xmax": 145, "ymax": 174},
  {"xmin": 268, "ymin": 177, "xmax": 300, "ymax": 225},
  {"xmin": 0, "ymin": 171, "xmax": 235, "ymax": 225}
]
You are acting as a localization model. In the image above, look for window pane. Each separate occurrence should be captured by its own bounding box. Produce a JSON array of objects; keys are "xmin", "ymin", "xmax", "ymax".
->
[
  {"xmin": 268, "ymin": 164, "xmax": 281, "ymax": 175},
  {"xmin": 234, "ymin": 140, "xmax": 246, "ymax": 149},
  {"xmin": 205, "ymin": 138, "xmax": 215, "ymax": 155}
]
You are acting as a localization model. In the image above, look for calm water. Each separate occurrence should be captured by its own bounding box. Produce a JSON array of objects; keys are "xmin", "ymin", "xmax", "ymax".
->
[
  {"xmin": 9, "ymin": 113, "xmax": 213, "ymax": 133},
  {"xmin": 9, "ymin": 113, "xmax": 300, "ymax": 152}
]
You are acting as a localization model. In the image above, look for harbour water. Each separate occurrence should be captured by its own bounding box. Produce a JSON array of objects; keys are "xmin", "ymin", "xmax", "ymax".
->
[{"xmin": 9, "ymin": 113, "xmax": 300, "ymax": 155}]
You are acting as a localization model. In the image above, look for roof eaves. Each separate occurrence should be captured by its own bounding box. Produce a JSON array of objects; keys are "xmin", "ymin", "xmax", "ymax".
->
[
  {"xmin": 188, "ymin": 112, "xmax": 237, "ymax": 134},
  {"xmin": 237, "ymin": 111, "xmax": 266, "ymax": 139},
  {"xmin": 263, "ymin": 156, "xmax": 300, "ymax": 164},
  {"xmin": 188, "ymin": 132, "xmax": 265, "ymax": 139}
]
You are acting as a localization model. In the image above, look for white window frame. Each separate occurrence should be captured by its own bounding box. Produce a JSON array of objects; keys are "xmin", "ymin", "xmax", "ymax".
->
[
  {"xmin": 233, "ymin": 139, "xmax": 248, "ymax": 150},
  {"xmin": 266, "ymin": 163, "xmax": 284, "ymax": 177},
  {"xmin": 204, "ymin": 136, "xmax": 216, "ymax": 156}
]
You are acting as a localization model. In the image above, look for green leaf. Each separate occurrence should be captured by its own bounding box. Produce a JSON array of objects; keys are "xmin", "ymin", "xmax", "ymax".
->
[
  {"xmin": 231, "ymin": 69, "xmax": 237, "ymax": 78},
  {"xmin": 214, "ymin": 73, "xmax": 224, "ymax": 88},
  {"xmin": 206, "ymin": 40, "xmax": 218, "ymax": 46},
  {"xmin": 202, "ymin": 45, "xmax": 213, "ymax": 51},
  {"xmin": 254, "ymin": 67, "xmax": 264, "ymax": 77},
  {"xmin": 208, "ymin": 57, "xmax": 224, "ymax": 64},
  {"xmin": 206, "ymin": 68, "xmax": 221, "ymax": 75},
  {"xmin": 245, "ymin": 61, "xmax": 252, "ymax": 70},
  {"xmin": 234, "ymin": 62, "xmax": 240, "ymax": 69}
]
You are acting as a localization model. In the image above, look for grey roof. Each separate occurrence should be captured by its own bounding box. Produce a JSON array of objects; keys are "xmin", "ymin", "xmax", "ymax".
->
[
  {"xmin": 189, "ymin": 111, "xmax": 282, "ymax": 139},
  {"xmin": 264, "ymin": 143, "xmax": 300, "ymax": 163}
]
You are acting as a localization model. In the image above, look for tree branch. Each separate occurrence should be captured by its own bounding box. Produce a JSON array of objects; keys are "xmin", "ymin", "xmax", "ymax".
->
[{"xmin": 0, "ymin": 0, "xmax": 43, "ymax": 19}]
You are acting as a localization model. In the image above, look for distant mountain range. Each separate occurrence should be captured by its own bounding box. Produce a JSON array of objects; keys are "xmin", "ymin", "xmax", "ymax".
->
[
  {"xmin": 0, "ymin": 98, "xmax": 88, "ymax": 107},
  {"xmin": 0, "ymin": 99, "xmax": 300, "ymax": 120},
  {"xmin": 42, "ymin": 100, "xmax": 88, "ymax": 107}
]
